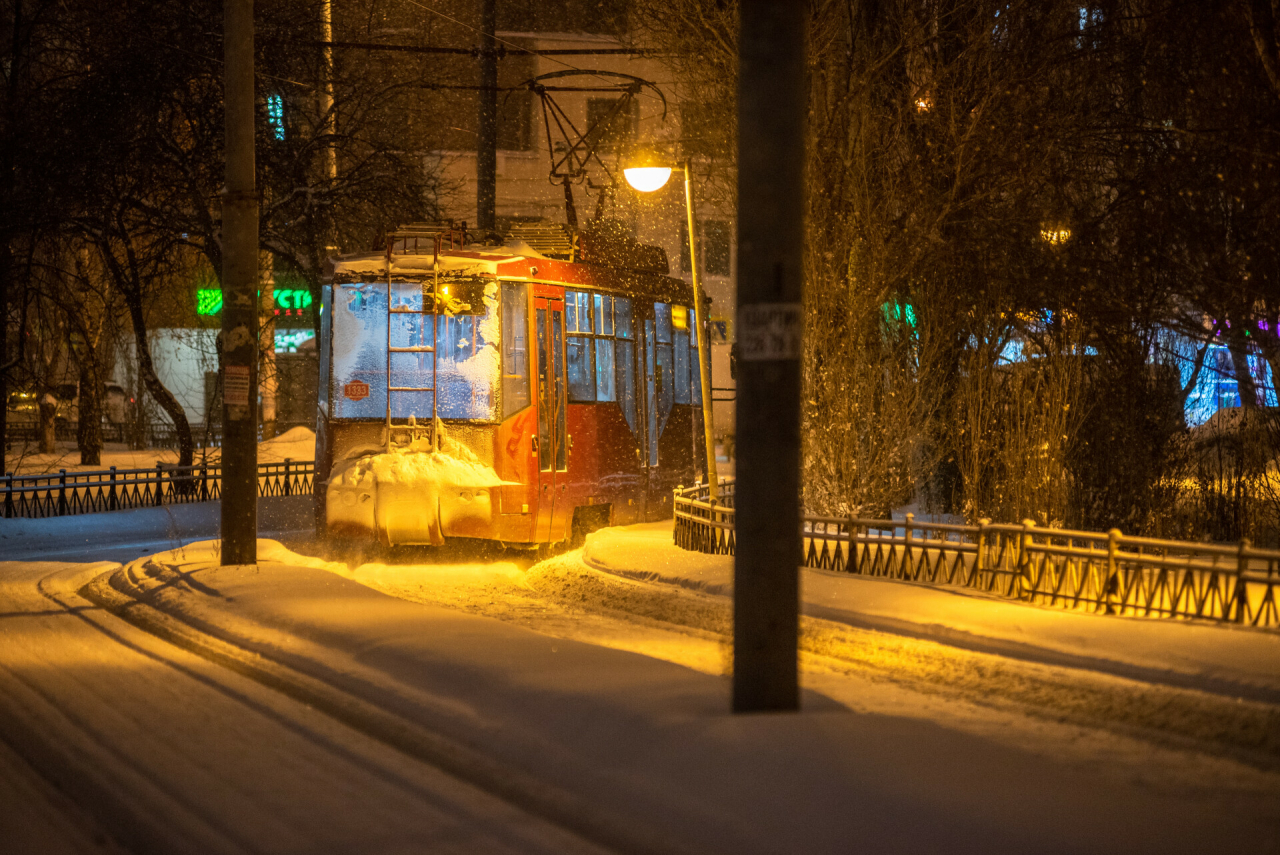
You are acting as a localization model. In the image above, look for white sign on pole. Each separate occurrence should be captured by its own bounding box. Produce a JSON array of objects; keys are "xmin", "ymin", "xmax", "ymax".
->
[{"xmin": 738, "ymin": 303, "xmax": 802, "ymax": 361}]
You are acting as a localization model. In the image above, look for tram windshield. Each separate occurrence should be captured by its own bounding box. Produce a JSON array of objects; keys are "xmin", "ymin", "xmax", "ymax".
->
[{"xmin": 331, "ymin": 278, "xmax": 501, "ymax": 421}]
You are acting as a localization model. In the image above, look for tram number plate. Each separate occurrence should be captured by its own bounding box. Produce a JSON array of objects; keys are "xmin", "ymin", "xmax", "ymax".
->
[
  {"xmin": 344, "ymin": 380, "xmax": 370, "ymax": 401},
  {"xmin": 739, "ymin": 303, "xmax": 802, "ymax": 361}
]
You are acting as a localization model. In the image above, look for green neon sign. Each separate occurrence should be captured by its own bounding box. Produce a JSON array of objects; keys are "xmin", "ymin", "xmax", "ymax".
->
[{"xmin": 196, "ymin": 288, "xmax": 314, "ymax": 315}]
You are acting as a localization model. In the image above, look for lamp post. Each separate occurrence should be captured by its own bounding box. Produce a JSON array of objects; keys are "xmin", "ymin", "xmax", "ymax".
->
[{"xmin": 624, "ymin": 159, "xmax": 719, "ymax": 503}]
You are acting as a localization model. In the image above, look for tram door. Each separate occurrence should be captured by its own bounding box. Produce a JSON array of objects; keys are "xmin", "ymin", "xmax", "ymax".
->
[{"xmin": 533, "ymin": 293, "xmax": 568, "ymax": 541}]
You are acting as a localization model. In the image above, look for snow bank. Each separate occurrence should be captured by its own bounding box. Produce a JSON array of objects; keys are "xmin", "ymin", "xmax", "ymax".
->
[
  {"xmin": 10, "ymin": 427, "xmax": 317, "ymax": 475},
  {"xmin": 583, "ymin": 521, "xmax": 1280, "ymax": 702}
]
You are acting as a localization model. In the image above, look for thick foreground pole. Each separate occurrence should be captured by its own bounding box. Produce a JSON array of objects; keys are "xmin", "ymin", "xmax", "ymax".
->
[
  {"xmin": 221, "ymin": 0, "xmax": 258, "ymax": 565},
  {"xmin": 476, "ymin": 0, "xmax": 497, "ymax": 232},
  {"xmin": 733, "ymin": 0, "xmax": 804, "ymax": 712}
]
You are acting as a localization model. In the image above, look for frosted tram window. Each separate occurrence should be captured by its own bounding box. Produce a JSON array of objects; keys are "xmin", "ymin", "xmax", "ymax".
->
[
  {"xmin": 389, "ymin": 292, "xmax": 435, "ymax": 419},
  {"xmin": 501, "ymin": 281, "xmax": 530, "ymax": 416},
  {"xmin": 332, "ymin": 283, "xmax": 389, "ymax": 419},
  {"xmin": 434, "ymin": 280, "xmax": 500, "ymax": 421}
]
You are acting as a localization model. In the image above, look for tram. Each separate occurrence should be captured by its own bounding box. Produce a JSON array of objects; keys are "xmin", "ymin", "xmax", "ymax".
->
[{"xmin": 314, "ymin": 224, "xmax": 710, "ymax": 548}]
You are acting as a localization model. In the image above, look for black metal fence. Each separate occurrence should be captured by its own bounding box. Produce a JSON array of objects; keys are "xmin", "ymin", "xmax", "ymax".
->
[
  {"xmin": 674, "ymin": 478, "xmax": 1280, "ymax": 630},
  {"xmin": 2, "ymin": 460, "xmax": 314, "ymax": 519}
]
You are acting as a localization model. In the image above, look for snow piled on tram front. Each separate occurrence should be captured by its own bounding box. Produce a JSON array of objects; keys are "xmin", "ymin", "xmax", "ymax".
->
[{"xmin": 327, "ymin": 434, "xmax": 514, "ymax": 546}]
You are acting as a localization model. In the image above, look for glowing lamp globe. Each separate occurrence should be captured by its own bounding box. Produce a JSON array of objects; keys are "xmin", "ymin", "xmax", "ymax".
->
[{"xmin": 624, "ymin": 166, "xmax": 673, "ymax": 193}]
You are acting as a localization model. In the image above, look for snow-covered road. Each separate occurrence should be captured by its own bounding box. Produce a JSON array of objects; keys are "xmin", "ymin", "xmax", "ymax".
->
[
  {"xmin": 0, "ymin": 560, "xmax": 610, "ymax": 854},
  {"xmin": 28, "ymin": 538, "xmax": 1274, "ymax": 854},
  {"xmin": 3, "ymin": 513, "xmax": 1280, "ymax": 853}
]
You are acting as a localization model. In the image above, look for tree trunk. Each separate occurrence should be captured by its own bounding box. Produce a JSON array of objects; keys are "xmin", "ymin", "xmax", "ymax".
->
[
  {"xmin": 38, "ymin": 392, "xmax": 56, "ymax": 454},
  {"xmin": 0, "ymin": 242, "xmax": 9, "ymax": 475},
  {"xmin": 76, "ymin": 357, "xmax": 102, "ymax": 465},
  {"xmin": 124, "ymin": 293, "xmax": 193, "ymax": 466}
]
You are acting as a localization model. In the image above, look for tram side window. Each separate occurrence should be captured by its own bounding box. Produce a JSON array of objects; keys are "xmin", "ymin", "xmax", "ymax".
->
[
  {"xmin": 615, "ymin": 298, "xmax": 637, "ymax": 433},
  {"xmin": 672, "ymin": 305, "xmax": 692, "ymax": 405},
  {"xmin": 501, "ymin": 281, "xmax": 530, "ymax": 416},
  {"xmin": 594, "ymin": 293, "xmax": 615, "ymax": 401},
  {"xmin": 690, "ymin": 306, "xmax": 702, "ymax": 406},
  {"xmin": 567, "ymin": 335, "xmax": 595, "ymax": 401},
  {"xmin": 566, "ymin": 289, "xmax": 595, "ymax": 402},
  {"xmin": 654, "ymin": 303, "xmax": 676, "ymax": 422},
  {"xmin": 563, "ymin": 289, "xmax": 629, "ymax": 407}
]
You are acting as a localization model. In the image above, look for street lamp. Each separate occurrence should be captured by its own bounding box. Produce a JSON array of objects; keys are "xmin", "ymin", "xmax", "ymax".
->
[{"xmin": 624, "ymin": 157, "xmax": 720, "ymax": 503}]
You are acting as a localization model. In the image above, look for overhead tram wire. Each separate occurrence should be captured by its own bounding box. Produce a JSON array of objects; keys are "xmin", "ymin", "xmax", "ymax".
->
[
  {"xmin": 294, "ymin": 39, "xmax": 649, "ymax": 58},
  {"xmin": 393, "ymin": 0, "xmax": 669, "ymax": 107}
]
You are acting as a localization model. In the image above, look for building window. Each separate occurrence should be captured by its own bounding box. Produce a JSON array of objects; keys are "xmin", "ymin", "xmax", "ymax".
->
[
  {"xmin": 679, "ymin": 103, "xmax": 719, "ymax": 158},
  {"xmin": 267, "ymin": 93, "xmax": 286, "ymax": 141},
  {"xmin": 681, "ymin": 219, "xmax": 731, "ymax": 276},
  {"xmin": 702, "ymin": 221, "xmax": 730, "ymax": 276},
  {"xmin": 1076, "ymin": 6, "xmax": 1103, "ymax": 49},
  {"xmin": 585, "ymin": 97, "xmax": 637, "ymax": 151}
]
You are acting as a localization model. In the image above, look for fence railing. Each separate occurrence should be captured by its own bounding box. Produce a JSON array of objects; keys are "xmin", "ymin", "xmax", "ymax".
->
[
  {"xmin": 2, "ymin": 460, "xmax": 314, "ymax": 519},
  {"xmin": 673, "ymin": 478, "xmax": 1280, "ymax": 630}
]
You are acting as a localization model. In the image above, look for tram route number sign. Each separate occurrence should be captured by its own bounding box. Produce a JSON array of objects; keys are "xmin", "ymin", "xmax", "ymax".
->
[
  {"xmin": 224, "ymin": 365, "xmax": 251, "ymax": 407},
  {"xmin": 739, "ymin": 303, "xmax": 802, "ymax": 361},
  {"xmin": 344, "ymin": 380, "xmax": 370, "ymax": 402}
]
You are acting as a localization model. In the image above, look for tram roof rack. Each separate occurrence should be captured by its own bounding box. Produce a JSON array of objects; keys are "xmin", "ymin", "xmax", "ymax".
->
[{"xmin": 502, "ymin": 221, "xmax": 576, "ymax": 261}]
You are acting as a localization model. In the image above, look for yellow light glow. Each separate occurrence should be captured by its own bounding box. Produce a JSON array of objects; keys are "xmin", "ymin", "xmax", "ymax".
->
[
  {"xmin": 915, "ymin": 98, "xmax": 931, "ymax": 112},
  {"xmin": 1040, "ymin": 227, "xmax": 1071, "ymax": 245},
  {"xmin": 441, "ymin": 285, "xmax": 449, "ymax": 295},
  {"xmin": 672, "ymin": 304, "xmax": 689, "ymax": 331},
  {"xmin": 624, "ymin": 167, "xmax": 673, "ymax": 193}
]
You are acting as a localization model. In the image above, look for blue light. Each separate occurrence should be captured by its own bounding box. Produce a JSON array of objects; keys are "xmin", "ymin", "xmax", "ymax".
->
[{"xmin": 268, "ymin": 93, "xmax": 285, "ymax": 141}]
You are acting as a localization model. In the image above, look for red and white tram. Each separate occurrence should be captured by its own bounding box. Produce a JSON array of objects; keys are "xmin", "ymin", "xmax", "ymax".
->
[{"xmin": 314, "ymin": 227, "xmax": 710, "ymax": 548}]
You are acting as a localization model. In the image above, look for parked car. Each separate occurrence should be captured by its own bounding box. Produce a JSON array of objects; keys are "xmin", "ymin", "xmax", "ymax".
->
[{"xmin": 5, "ymin": 389, "xmax": 39, "ymax": 430}]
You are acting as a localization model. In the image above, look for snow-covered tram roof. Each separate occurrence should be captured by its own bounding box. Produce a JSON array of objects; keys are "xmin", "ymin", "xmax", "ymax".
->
[{"xmin": 330, "ymin": 242, "xmax": 697, "ymax": 305}]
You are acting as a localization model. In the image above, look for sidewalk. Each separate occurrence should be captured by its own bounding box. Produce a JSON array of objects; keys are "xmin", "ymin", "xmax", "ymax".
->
[
  {"xmin": 583, "ymin": 521, "xmax": 1280, "ymax": 703},
  {"xmin": 0, "ymin": 495, "xmax": 314, "ymax": 561},
  {"xmin": 83, "ymin": 539, "xmax": 1280, "ymax": 854}
]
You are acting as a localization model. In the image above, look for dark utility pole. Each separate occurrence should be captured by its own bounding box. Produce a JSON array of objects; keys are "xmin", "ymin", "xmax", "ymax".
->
[
  {"xmin": 733, "ymin": 0, "xmax": 804, "ymax": 712},
  {"xmin": 221, "ymin": 0, "xmax": 258, "ymax": 565},
  {"xmin": 476, "ymin": 0, "xmax": 497, "ymax": 232}
]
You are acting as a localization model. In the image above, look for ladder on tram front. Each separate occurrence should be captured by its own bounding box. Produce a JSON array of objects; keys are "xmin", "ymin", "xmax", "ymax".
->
[{"xmin": 385, "ymin": 279, "xmax": 437, "ymax": 447}]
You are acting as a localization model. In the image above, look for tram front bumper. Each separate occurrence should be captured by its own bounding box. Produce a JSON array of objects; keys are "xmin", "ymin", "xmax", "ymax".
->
[{"xmin": 326, "ymin": 457, "xmax": 501, "ymax": 546}]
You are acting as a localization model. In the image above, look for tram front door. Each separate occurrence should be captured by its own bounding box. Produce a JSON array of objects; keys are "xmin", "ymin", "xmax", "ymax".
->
[{"xmin": 533, "ymin": 293, "xmax": 567, "ymax": 542}]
